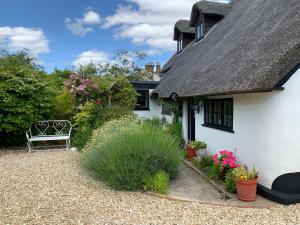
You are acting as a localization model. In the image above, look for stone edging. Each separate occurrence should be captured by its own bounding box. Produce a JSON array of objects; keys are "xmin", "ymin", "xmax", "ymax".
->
[{"xmin": 145, "ymin": 192, "xmax": 276, "ymax": 209}]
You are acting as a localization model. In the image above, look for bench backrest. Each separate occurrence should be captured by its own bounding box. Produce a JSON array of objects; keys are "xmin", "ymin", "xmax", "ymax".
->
[{"xmin": 29, "ymin": 120, "xmax": 72, "ymax": 137}]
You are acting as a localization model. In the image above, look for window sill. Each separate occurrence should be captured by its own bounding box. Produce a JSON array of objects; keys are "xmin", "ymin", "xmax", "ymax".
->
[{"xmin": 201, "ymin": 124, "xmax": 234, "ymax": 133}]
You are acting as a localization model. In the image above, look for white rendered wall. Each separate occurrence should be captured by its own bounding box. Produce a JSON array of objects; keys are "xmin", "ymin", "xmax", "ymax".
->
[
  {"xmin": 134, "ymin": 89, "xmax": 173, "ymax": 122},
  {"xmin": 190, "ymin": 69, "xmax": 300, "ymax": 189}
]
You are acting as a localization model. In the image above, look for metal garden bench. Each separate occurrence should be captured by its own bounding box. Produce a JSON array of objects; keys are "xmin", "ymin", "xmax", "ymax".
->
[{"xmin": 26, "ymin": 120, "xmax": 72, "ymax": 152}]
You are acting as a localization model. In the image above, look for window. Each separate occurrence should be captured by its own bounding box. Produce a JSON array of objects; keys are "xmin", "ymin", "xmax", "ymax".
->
[
  {"xmin": 135, "ymin": 90, "xmax": 149, "ymax": 110},
  {"xmin": 203, "ymin": 98, "xmax": 233, "ymax": 132},
  {"xmin": 196, "ymin": 23, "xmax": 204, "ymax": 40},
  {"xmin": 177, "ymin": 38, "xmax": 183, "ymax": 53}
]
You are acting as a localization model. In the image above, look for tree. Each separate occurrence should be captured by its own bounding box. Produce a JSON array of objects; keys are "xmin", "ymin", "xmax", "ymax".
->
[
  {"xmin": 0, "ymin": 51, "xmax": 54, "ymax": 144},
  {"xmin": 47, "ymin": 68, "xmax": 72, "ymax": 94},
  {"xmin": 98, "ymin": 49, "xmax": 156, "ymax": 81}
]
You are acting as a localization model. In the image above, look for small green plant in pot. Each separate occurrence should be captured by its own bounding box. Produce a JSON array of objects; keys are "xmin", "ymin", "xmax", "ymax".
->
[
  {"xmin": 232, "ymin": 166, "xmax": 258, "ymax": 202},
  {"xmin": 194, "ymin": 141, "xmax": 207, "ymax": 158},
  {"xmin": 187, "ymin": 141, "xmax": 207, "ymax": 160}
]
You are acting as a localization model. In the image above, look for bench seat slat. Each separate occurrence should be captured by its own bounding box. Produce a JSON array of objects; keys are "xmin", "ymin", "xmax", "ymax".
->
[{"xmin": 29, "ymin": 136, "xmax": 70, "ymax": 142}]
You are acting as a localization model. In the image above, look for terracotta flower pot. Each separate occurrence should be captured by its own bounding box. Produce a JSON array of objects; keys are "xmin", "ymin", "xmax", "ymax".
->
[
  {"xmin": 234, "ymin": 177, "xmax": 258, "ymax": 202},
  {"xmin": 187, "ymin": 146, "xmax": 196, "ymax": 160}
]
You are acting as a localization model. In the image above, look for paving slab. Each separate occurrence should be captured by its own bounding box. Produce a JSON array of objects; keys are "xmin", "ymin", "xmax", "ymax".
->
[{"xmin": 168, "ymin": 162, "xmax": 277, "ymax": 207}]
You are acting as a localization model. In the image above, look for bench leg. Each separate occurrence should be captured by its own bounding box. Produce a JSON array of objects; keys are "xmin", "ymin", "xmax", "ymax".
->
[
  {"xmin": 66, "ymin": 139, "xmax": 70, "ymax": 151},
  {"xmin": 27, "ymin": 141, "xmax": 32, "ymax": 153}
]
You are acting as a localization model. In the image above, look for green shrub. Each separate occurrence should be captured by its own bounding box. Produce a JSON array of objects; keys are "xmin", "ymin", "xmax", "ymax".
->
[
  {"xmin": 225, "ymin": 170, "xmax": 237, "ymax": 193},
  {"xmin": 165, "ymin": 120, "xmax": 184, "ymax": 147},
  {"xmin": 72, "ymin": 126, "xmax": 94, "ymax": 150},
  {"xmin": 143, "ymin": 117, "xmax": 161, "ymax": 128},
  {"xmin": 143, "ymin": 170, "xmax": 169, "ymax": 194},
  {"xmin": 72, "ymin": 103, "xmax": 133, "ymax": 150},
  {"xmin": 111, "ymin": 76, "xmax": 138, "ymax": 108},
  {"xmin": 51, "ymin": 89, "xmax": 74, "ymax": 119},
  {"xmin": 0, "ymin": 51, "xmax": 53, "ymax": 146},
  {"xmin": 199, "ymin": 156, "xmax": 214, "ymax": 169},
  {"xmin": 192, "ymin": 156, "xmax": 214, "ymax": 173},
  {"xmin": 210, "ymin": 163, "xmax": 220, "ymax": 180},
  {"xmin": 82, "ymin": 115, "xmax": 140, "ymax": 154},
  {"xmin": 96, "ymin": 105, "xmax": 133, "ymax": 127},
  {"xmin": 81, "ymin": 120, "xmax": 181, "ymax": 191}
]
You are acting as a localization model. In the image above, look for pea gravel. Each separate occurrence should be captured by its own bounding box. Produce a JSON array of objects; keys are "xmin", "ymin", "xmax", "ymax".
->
[{"xmin": 0, "ymin": 150, "xmax": 299, "ymax": 225}]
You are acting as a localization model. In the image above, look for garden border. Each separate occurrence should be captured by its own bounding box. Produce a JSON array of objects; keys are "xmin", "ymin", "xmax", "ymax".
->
[{"xmin": 145, "ymin": 191, "xmax": 277, "ymax": 209}]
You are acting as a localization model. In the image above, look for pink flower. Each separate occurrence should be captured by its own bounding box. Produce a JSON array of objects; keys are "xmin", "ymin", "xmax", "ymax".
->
[
  {"xmin": 219, "ymin": 150, "xmax": 229, "ymax": 156},
  {"xmin": 212, "ymin": 154, "xmax": 219, "ymax": 165},
  {"xmin": 222, "ymin": 158, "xmax": 229, "ymax": 166}
]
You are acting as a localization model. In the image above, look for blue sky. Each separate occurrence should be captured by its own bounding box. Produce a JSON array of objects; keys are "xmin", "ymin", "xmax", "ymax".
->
[{"xmin": 0, "ymin": 0, "xmax": 221, "ymax": 72}]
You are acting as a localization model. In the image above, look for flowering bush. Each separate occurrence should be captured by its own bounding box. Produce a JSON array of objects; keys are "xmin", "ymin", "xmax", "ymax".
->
[
  {"xmin": 64, "ymin": 73, "xmax": 102, "ymax": 106},
  {"xmin": 212, "ymin": 150, "xmax": 239, "ymax": 169},
  {"xmin": 211, "ymin": 150, "xmax": 239, "ymax": 179}
]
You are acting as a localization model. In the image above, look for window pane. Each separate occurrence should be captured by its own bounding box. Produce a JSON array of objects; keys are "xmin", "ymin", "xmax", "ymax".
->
[
  {"xmin": 224, "ymin": 101, "xmax": 228, "ymax": 113},
  {"xmin": 203, "ymin": 98, "xmax": 233, "ymax": 130},
  {"xmin": 218, "ymin": 113, "xmax": 222, "ymax": 125},
  {"xmin": 224, "ymin": 114, "xmax": 228, "ymax": 126},
  {"xmin": 209, "ymin": 111, "xmax": 213, "ymax": 123},
  {"xmin": 209, "ymin": 101, "xmax": 213, "ymax": 112},
  {"xmin": 135, "ymin": 90, "xmax": 149, "ymax": 110}
]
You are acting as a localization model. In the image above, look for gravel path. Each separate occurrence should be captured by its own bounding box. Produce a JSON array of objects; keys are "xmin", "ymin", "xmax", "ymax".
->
[{"xmin": 0, "ymin": 151, "xmax": 300, "ymax": 225}]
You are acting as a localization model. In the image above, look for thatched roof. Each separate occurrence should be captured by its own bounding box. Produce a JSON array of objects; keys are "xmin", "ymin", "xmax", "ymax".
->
[
  {"xmin": 174, "ymin": 20, "xmax": 195, "ymax": 40},
  {"xmin": 190, "ymin": 1, "xmax": 232, "ymax": 26},
  {"xmin": 154, "ymin": 0, "xmax": 300, "ymax": 98}
]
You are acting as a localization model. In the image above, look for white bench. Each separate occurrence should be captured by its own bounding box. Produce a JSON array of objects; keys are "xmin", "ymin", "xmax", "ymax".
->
[{"xmin": 26, "ymin": 120, "xmax": 72, "ymax": 152}]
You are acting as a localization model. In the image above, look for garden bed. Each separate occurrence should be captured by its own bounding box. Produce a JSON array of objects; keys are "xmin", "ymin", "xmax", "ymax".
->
[{"xmin": 183, "ymin": 158, "xmax": 276, "ymax": 207}]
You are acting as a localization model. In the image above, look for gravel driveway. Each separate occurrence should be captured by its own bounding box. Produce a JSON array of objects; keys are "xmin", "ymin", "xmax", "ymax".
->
[{"xmin": 0, "ymin": 150, "xmax": 300, "ymax": 225}]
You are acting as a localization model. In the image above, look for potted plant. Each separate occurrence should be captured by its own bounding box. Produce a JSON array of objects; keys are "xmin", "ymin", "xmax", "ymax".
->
[
  {"xmin": 195, "ymin": 141, "xmax": 207, "ymax": 158},
  {"xmin": 232, "ymin": 166, "xmax": 259, "ymax": 202},
  {"xmin": 186, "ymin": 141, "xmax": 197, "ymax": 160}
]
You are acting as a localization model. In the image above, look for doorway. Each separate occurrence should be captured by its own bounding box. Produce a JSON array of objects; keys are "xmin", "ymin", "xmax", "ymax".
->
[{"xmin": 187, "ymin": 99, "xmax": 195, "ymax": 141}]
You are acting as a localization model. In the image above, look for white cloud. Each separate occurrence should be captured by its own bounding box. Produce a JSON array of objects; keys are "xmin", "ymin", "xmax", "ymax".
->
[
  {"xmin": 65, "ymin": 10, "xmax": 101, "ymax": 36},
  {"xmin": 103, "ymin": 0, "xmax": 229, "ymax": 54},
  {"xmin": 0, "ymin": 26, "xmax": 49, "ymax": 54},
  {"xmin": 72, "ymin": 50, "xmax": 110, "ymax": 67},
  {"xmin": 82, "ymin": 11, "xmax": 101, "ymax": 24}
]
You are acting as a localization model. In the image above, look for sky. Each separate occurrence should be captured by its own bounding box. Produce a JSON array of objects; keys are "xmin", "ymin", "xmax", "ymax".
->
[{"xmin": 0, "ymin": 0, "xmax": 227, "ymax": 73}]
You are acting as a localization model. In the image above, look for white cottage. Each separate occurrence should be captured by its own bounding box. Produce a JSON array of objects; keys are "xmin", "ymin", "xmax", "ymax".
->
[{"xmin": 153, "ymin": 0, "xmax": 300, "ymax": 204}]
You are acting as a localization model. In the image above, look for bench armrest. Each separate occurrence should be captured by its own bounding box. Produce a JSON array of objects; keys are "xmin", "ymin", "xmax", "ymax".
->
[
  {"xmin": 26, "ymin": 130, "xmax": 31, "ymax": 140},
  {"xmin": 68, "ymin": 125, "xmax": 73, "ymax": 137}
]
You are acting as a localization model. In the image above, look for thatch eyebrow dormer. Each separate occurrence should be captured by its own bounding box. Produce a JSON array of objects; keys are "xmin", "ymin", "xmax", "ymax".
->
[
  {"xmin": 190, "ymin": 0, "xmax": 231, "ymax": 40},
  {"xmin": 174, "ymin": 20, "xmax": 195, "ymax": 53}
]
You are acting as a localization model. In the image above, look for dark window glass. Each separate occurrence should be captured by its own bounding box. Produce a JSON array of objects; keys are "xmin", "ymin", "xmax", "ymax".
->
[
  {"xmin": 203, "ymin": 98, "xmax": 233, "ymax": 131},
  {"xmin": 135, "ymin": 90, "xmax": 149, "ymax": 110}
]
